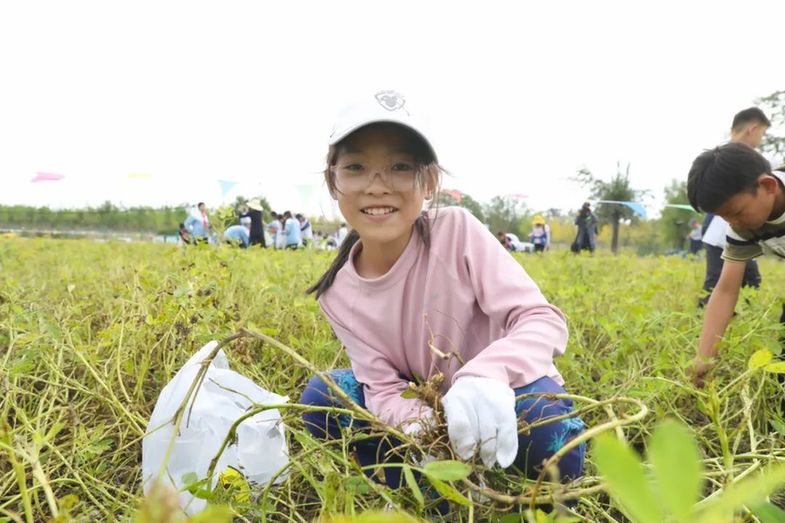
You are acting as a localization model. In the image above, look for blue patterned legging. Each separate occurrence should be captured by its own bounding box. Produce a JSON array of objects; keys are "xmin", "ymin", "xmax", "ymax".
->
[{"xmin": 300, "ymin": 369, "xmax": 585, "ymax": 488}]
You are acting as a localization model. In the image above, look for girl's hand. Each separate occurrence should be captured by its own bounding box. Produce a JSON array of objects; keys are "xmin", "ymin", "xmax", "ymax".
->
[
  {"xmin": 441, "ymin": 376, "xmax": 518, "ymax": 468},
  {"xmin": 403, "ymin": 420, "xmax": 438, "ymax": 466}
]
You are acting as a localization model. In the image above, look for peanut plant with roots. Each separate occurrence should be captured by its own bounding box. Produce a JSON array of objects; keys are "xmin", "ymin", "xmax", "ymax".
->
[{"xmin": 2, "ymin": 238, "xmax": 785, "ymax": 522}]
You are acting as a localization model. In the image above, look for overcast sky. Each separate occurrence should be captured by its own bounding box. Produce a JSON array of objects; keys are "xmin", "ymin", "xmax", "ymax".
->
[{"xmin": 2, "ymin": 0, "xmax": 784, "ymax": 219}]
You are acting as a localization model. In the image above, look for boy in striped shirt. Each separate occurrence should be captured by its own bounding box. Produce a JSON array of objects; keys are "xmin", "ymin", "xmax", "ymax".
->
[{"xmin": 687, "ymin": 142, "xmax": 785, "ymax": 385}]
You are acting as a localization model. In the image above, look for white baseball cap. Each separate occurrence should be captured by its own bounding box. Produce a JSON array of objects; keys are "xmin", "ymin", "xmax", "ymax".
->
[
  {"xmin": 247, "ymin": 198, "xmax": 264, "ymax": 211},
  {"xmin": 328, "ymin": 90, "xmax": 438, "ymax": 162}
]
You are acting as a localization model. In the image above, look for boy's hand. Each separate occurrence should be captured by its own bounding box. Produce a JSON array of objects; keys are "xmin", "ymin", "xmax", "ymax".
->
[
  {"xmin": 692, "ymin": 261, "xmax": 743, "ymax": 388},
  {"xmin": 688, "ymin": 356, "xmax": 715, "ymax": 387}
]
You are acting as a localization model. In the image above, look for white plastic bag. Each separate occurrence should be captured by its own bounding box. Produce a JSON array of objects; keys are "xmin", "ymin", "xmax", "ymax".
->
[{"xmin": 142, "ymin": 340, "xmax": 288, "ymax": 515}]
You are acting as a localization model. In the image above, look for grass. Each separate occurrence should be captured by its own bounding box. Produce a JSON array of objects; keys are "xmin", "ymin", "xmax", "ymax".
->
[{"xmin": 1, "ymin": 238, "xmax": 784, "ymax": 522}]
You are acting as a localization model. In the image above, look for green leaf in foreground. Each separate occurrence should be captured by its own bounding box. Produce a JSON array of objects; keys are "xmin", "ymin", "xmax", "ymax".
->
[
  {"xmin": 324, "ymin": 511, "xmax": 420, "ymax": 523},
  {"xmin": 649, "ymin": 419, "xmax": 703, "ymax": 521},
  {"xmin": 748, "ymin": 349, "xmax": 773, "ymax": 370},
  {"xmin": 752, "ymin": 501, "xmax": 785, "ymax": 523},
  {"xmin": 422, "ymin": 460, "xmax": 472, "ymax": 481},
  {"xmin": 593, "ymin": 434, "xmax": 663, "ymax": 523},
  {"xmin": 402, "ymin": 465, "xmax": 424, "ymax": 508},
  {"xmin": 695, "ymin": 464, "xmax": 785, "ymax": 523},
  {"xmin": 181, "ymin": 472, "xmax": 214, "ymax": 501},
  {"xmin": 187, "ymin": 506, "xmax": 233, "ymax": 523},
  {"xmin": 400, "ymin": 388, "xmax": 418, "ymax": 399},
  {"xmin": 764, "ymin": 361, "xmax": 785, "ymax": 374},
  {"xmin": 344, "ymin": 475, "xmax": 372, "ymax": 495},
  {"xmin": 769, "ymin": 418, "xmax": 785, "ymax": 437},
  {"xmin": 427, "ymin": 478, "xmax": 471, "ymax": 506}
]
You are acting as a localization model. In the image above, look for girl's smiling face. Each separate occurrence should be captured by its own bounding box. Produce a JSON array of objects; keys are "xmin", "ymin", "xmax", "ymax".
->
[{"xmin": 328, "ymin": 123, "xmax": 436, "ymax": 257}]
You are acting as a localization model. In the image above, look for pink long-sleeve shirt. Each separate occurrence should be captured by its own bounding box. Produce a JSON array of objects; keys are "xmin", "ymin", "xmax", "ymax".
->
[{"xmin": 319, "ymin": 207, "xmax": 567, "ymax": 427}]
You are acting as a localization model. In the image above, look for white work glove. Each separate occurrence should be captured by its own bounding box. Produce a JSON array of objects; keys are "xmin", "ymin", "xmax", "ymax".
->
[{"xmin": 441, "ymin": 376, "xmax": 518, "ymax": 468}]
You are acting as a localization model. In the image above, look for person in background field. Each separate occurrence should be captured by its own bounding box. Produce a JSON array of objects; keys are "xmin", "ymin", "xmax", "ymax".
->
[
  {"xmin": 178, "ymin": 222, "xmax": 192, "ymax": 245},
  {"xmin": 267, "ymin": 211, "xmax": 283, "ymax": 249},
  {"xmin": 731, "ymin": 107, "xmax": 777, "ymax": 167},
  {"xmin": 572, "ymin": 202, "xmax": 597, "ymax": 253},
  {"xmin": 283, "ymin": 210, "xmax": 302, "ymax": 249},
  {"xmin": 497, "ymin": 231, "xmax": 513, "ymax": 251},
  {"xmin": 687, "ymin": 219, "xmax": 703, "ymax": 255},
  {"xmin": 183, "ymin": 202, "xmax": 211, "ymax": 244},
  {"xmin": 223, "ymin": 217, "xmax": 251, "ymax": 248},
  {"xmin": 530, "ymin": 215, "xmax": 550, "ymax": 253},
  {"xmin": 276, "ymin": 213, "xmax": 287, "ymax": 249},
  {"xmin": 325, "ymin": 231, "xmax": 338, "ymax": 250},
  {"xmin": 297, "ymin": 213, "xmax": 314, "ymax": 247},
  {"xmin": 335, "ymin": 222, "xmax": 348, "ymax": 246},
  {"xmin": 312, "ymin": 230, "xmax": 325, "ymax": 249},
  {"xmin": 244, "ymin": 199, "xmax": 266, "ymax": 248},
  {"xmin": 686, "ymin": 143, "xmax": 785, "ymax": 386},
  {"xmin": 698, "ymin": 107, "xmax": 769, "ymax": 307},
  {"xmin": 298, "ymin": 90, "xmax": 584, "ymax": 494}
]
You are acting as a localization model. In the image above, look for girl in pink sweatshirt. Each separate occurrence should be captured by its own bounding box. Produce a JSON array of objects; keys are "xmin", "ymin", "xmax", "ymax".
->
[{"xmin": 300, "ymin": 90, "xmax": 584, "ymax": 490}]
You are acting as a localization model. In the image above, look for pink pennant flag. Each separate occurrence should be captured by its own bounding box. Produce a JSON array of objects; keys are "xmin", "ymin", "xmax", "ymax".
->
[{"xmin": 32, "ymin": 172, "xmax": 65, "ymax": 183}]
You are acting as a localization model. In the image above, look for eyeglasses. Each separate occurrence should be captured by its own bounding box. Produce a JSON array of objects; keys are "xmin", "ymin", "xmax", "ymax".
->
[{"xmin": 332, "ymin": 162, "xmax": 418, "ymax": 193}]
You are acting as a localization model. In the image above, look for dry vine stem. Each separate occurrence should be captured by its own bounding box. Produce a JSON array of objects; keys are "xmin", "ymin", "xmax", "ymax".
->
[
  {"xmin": 153, "ymin": 332, "xmax": 244, "ymax": 481},
  {"xmin": 527, "ymin": 396, "xmax": 648, "ymax": 511},
  {"xmin": 160, "ymin": 329, "xmax": 649, "ymax": 513}
]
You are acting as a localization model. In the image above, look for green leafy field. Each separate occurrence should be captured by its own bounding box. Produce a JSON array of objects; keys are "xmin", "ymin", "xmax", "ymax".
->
[{"xmin": 2, "ymin": 239, "xmax": 785, "ymax": 522}]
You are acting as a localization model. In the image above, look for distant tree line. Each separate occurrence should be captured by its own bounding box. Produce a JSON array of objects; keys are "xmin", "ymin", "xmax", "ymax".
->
[
  {"xmin": 0, "ymin": 201, "xmax": 188, "ymax": 234},
  {"xmin": 1, "ymin": 181, "xmax": 701, "ymax": 254}
]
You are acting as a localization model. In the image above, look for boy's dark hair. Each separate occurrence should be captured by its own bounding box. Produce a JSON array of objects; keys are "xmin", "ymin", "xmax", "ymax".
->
[
  {"xmin": 731, "ymin": 107, "xmax": 771, "ymax": 131},
  {"xmin": 687, "ymin": 142, "xmax": 771, "ymax": 212},
  {"xmin": 197, "ymin": 202, "xmax": 205, "ymax": 208}
]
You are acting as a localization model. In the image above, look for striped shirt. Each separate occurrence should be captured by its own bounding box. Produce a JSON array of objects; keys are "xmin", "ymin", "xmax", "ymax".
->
[{"xmin": 723, "ymin": 170, "xmax": 785, "ymax": 262}]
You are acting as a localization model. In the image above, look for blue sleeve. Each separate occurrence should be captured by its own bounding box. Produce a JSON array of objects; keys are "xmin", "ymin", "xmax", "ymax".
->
[{"xmin": 183, "ymin": 215, "xmax": 197, "ymax": 231}]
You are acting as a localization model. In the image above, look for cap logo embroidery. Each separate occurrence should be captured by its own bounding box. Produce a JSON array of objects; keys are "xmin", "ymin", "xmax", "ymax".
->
[{"xmin": 375, "ymin": 90, "xmax": 406, "ymax": 112}]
